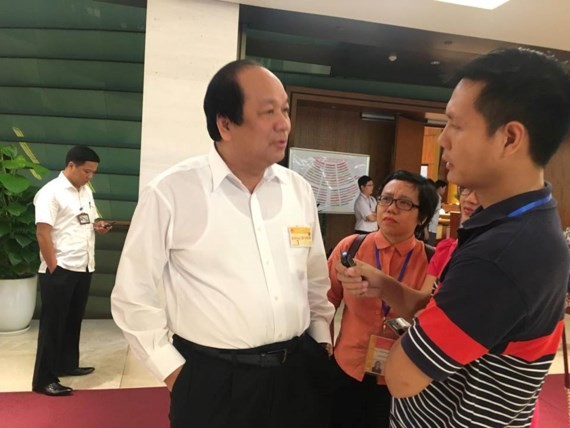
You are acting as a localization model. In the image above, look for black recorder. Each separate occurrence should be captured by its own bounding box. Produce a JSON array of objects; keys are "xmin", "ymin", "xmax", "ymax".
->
[{"xmin": 340, "ymin": 251, "xmax": 356, "ymax": 268}]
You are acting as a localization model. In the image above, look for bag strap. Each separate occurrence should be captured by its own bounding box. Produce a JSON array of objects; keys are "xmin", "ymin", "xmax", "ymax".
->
[
  {"xmin": 424, "ymin": 244, "xmax": 435, "ymax": 262},
  {"xmin": 348, "ymin": 233, "xmax": 436, "ymax": 263},
  {"xmin": 347, "ymin": 233, "xmax": 367, "ymax": 258}
]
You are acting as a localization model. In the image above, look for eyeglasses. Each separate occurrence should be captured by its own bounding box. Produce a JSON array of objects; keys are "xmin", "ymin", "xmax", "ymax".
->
[
  {"xmin": 458, "ymin": 187, "xmax": 473, "ymax": 196},
  {"xmin": 377, "ymin": 195, "xmax": 420, "ymax": 211}
]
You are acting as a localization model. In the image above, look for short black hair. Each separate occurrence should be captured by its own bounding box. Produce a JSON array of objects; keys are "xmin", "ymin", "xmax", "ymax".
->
[
  {"xmin": 434, "ymin": 180, "xmax": 448, "ymax": 189},
  {"xmin": 203, "ymin": 59, "xmax": 261, "ymax": 142},
  {"xmin": 65, "ymin": 145, "xmax": 100, "ymax": 166},
  {"xmin": 453, "ymin": 48, "xmax": 570, "ymax": 166},
  {"xmin": 379, "ymin": 169, "xmax": 439, "ymax": 235},
  {"xmin": 358, "ymin": 175, "xmax": 373, "ymax": 189}
]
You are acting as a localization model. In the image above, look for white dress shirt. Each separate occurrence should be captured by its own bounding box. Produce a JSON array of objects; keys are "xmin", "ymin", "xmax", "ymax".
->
[
  {"xmin": 428, "ymin": 195, "xmax": 442, "ymax": 234},
  {"xmin": 111, "ymin": 148, "xmax": 335, "ymax": 381},
  {"xmin": 34, "ymin": 172, "xmax": 98, "ymax": 273},
  {"xmin": 354, "ymin": 193, "xmax": 378, "ymax": 232}
]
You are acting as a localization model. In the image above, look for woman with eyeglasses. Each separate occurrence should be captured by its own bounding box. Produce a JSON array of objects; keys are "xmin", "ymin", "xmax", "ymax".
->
[
  {"xmin": 327, "ymin": 170, "xmax": 438, "ymax": 428},
  {"xmin": 420, "ymin": 186, "xmax": 480, "ymax": 294}
]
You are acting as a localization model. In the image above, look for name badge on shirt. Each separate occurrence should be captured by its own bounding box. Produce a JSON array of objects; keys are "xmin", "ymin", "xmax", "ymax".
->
[
  {"xmin": 288, "ymin": 226, "xmax": 312, "ymax": 248},
  {"xmin": 77, "ymin": 212, "xmax": 91, "ymax": 225},
  {"xmin": 364, "ymin": 335, "xmax": 395, "ymax": 376}
]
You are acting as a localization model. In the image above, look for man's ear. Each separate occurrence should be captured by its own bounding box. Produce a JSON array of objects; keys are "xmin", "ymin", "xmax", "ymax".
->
[
  {"xmin": 216, "ymin": 115, "xmax": 232, "ymax": 141},
  {"xmin": 501, "ymin": 121, "xmax": 526, "ymax": 157}
]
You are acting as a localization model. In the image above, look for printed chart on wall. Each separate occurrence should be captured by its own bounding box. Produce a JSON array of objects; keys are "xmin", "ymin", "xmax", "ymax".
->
[{"xmin": 288, "ymin": 148, "xmax": 369, "ymax": 214}]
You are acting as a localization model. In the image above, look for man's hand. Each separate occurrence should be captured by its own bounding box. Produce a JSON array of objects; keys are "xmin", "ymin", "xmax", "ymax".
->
[
  {"xmin": 94, "ymin": 220, "xmax": 112, "ymax": 234},
  {"xmin": 164, "ymin": 365, "xmax": 184, "ymax": 392},
  {"xmin": 335, "ymin": 259, "xmax": 384, "ymax": 298}
]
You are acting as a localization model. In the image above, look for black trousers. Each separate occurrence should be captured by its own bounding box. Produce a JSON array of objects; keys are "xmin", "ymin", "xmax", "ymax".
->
[
  {"xmin": 330, "ymin": 357, "xmax": 392, "ymax": 428},
  {"xmin": 32, "ymin": 267, "xmax": 92, "ymax": 389},
  {"xmin": 170, "ymin": 333, "xmax": 334, "ymax": 428}
]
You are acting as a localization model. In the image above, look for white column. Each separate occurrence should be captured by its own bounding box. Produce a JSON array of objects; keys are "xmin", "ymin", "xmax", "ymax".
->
[{"xmin": 139, "ymin": 0, "xmax": 239, "ymax": 189}]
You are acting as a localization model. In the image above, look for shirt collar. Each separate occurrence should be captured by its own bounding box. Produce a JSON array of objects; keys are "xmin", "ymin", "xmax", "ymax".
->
[
  {"xmin": 462, "ymin": 182, "xmax": 554, "ymax": 232},
  {"xmin": 207, "ymin": 147, "xmax": 286, "ymax": 192},
  {"xmin": 374, "ymin": 230, "xmax": 417, "ymax": 256},
  {"xmin": 57, "ymin": 171, "xmax": 79, "ymax": 191}
]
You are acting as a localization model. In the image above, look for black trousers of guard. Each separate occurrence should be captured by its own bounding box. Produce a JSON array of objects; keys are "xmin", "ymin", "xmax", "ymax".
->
[
  {"xmin": 170, "ymin": 333, "xmax": 334, "ymax": 428},
  {"xmin": 330, "ymin": 357, "xmax": 392, "ymax": 428},
  {"xmin": 32, "ymin": 267, "xmax": 92, "ymax": 389}
]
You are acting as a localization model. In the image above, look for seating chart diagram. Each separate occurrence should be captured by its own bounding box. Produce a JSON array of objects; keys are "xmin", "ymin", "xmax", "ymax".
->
[{"xmin": 289, "ymin": 148, "xmax": 369, "ymax": 214}]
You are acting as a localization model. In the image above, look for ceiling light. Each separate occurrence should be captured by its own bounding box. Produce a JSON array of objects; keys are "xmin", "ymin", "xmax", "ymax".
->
[
  {"xmin": 434, "ymin": 0, "xmax": 510, "ymax": 10},
  {"xmin": 430, "ymin": 60, "xmax": 441, "ymax": 65},
  {"xmin": 388, "ymin": 54, "xmax": 398, "ymax": 62}
]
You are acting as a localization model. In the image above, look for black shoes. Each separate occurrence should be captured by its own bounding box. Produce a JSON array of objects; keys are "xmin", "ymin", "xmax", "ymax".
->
[
  {"xmin": 33, "ymin": 382, "xmax": 73, "ymax": 397},
  {"xmin": 58, "ymin": 367, "xmax": 95, "ymax": 377},
  {"xmin": 32, "ymin": 367, "xmax": 94, "ymax": 396}
]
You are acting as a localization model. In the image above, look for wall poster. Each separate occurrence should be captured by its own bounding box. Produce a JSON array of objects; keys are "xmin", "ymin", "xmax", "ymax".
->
[{"xmin": 288, "ymin": 147, "xmax": 370, "ymax": 214}]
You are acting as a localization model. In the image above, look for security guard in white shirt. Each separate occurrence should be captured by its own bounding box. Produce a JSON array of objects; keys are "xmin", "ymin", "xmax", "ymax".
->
[
  {"xmin": 112, "ymin": 60, "xmax": 335, "ymax": 428},
  {"xmin": 32, "ymin": 146, "xmax": 111, "ymax": 397},
  {"xmin": 354, "ymin": 175, "xmax": 378, "ymax": 234}
]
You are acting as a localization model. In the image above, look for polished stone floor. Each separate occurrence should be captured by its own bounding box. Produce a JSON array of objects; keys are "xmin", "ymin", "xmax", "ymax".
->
[
  {"xmin": 1, "ymin": 313, "xmax": 569, "ymax": 393},
  {"xmin": 0, "ymin": 319, "xmax": 162, "ymax": 392}
]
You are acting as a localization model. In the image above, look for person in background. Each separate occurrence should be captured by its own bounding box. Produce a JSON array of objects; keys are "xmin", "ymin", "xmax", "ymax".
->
[
  {"xmin": 420, "ymin": 185, "xmax": 480, "ymax": 293},
  {"xmin": 32, "ymin": 145, "xmax": 111, "ymax": 397},
  {"xmin": 328, "ymin": 170, "xmax": 438, "ymax": 428},
  {"xmin": 111, "ymin": 60, "xmax": 335, "ymax": 428},
  {"xmin": 354, "ymin": 175, "xmax": 378, "ymax": 234},
  {"xmin": 336, "ymin": 48, "xmax": 570, "ymax": 427},
  {"xmin": 427, "ymin": 179, "xmax": 447, "ymax": 245}
]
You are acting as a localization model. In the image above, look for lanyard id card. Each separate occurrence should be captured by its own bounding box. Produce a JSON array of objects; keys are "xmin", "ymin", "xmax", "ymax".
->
[
  {"xmin": 77, "ymin": 212, "xmax": 91, "ymax": 225},
  {"xmin": 364, "ymin": 335, "xmax": 395, "ymax": 376},
  {"xmin": 364, "ymin": 246, "xmax": 412, "ymax": 375}
]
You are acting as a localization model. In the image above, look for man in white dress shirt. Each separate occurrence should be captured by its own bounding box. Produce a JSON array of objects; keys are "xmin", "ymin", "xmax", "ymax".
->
[
  {"xmin": 32, "ymin": 145, "xmax": 111, "ymax": 397},
  {"xmin": 111, "ymin": 60, "xmax": 335, "ymax": 428},
  {"xmin": 427, "ymin": 179, "xmax": 447, "ymax": 245},
  {"xmin": 353, "ymin": 175, "xmax": 378, "ymax": 234}
]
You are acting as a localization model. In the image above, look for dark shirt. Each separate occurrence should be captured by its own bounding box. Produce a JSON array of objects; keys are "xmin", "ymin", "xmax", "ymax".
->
[{"xmin": 393, "ymin": 183, "xmax": 569, "ymax": 427}]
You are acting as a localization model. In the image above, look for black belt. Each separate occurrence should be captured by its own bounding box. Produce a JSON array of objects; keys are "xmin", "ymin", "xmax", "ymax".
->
[{"xmin": 173, "ymin": 333, "xmax": 304, "ymax": 368}]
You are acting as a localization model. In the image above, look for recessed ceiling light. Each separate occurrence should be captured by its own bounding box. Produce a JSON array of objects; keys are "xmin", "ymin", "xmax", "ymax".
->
[
  {"xmin": 388, "ymin": 54, "xmax": 398, "ymax": 62},
  {"xmin": 430, "ymin": 60, "xmax": 441, "ymax": 65},
  {"xmin": 434, "ymin": 0, "xmax": 510, "ymax": 10}
]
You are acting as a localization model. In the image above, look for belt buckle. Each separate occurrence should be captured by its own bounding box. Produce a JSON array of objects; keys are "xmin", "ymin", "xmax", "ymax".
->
[{"xmin": 265, "ymin": 348, "xmax": 287, "ymax": 364}]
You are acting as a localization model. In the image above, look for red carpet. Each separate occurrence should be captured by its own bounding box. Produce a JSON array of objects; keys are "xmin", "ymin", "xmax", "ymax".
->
[
  {"xmin": 0, "ymin": 387, "xmax": 170, "ymax": 428},
  {"xmin": 538, "ymin": 374, "xmax": 570, "ymax": 428},
  {"xmin": 0, "ymin": 377, "xmax": 567, "ymax": 427}
]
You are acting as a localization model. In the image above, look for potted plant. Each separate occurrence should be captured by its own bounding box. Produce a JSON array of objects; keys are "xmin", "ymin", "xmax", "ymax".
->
[{"xmin": 0, "ymin": 144, "xmax": 49, "ymax": 334}]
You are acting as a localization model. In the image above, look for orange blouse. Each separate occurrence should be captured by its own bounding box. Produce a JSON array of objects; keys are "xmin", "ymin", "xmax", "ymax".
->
[{"xmin": 327, "ymin": 231, "xmax": 429, "ymax": 384}]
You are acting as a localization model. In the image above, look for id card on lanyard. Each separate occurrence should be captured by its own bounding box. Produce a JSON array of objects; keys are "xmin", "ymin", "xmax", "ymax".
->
[{"xmin": 364, "ymin": 247, "xmax": 413, "ymax": 376}]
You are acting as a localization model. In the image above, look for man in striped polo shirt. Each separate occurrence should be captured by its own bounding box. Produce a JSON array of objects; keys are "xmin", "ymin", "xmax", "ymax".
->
[{"xmin": 336, "ymin": 48, "xmax": 570, "ymax": 427}]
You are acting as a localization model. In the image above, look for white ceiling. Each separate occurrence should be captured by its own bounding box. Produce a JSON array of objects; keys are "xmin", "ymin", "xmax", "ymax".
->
[{"xmin": 224, "ymin": 0, "xmax": 570, "ymax": 51}]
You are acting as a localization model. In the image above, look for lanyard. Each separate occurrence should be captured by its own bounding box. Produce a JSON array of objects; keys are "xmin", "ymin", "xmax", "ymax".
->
[
  {"xmin": 375, "ymin": 247, "xmax": 413, "ymax": 318},
  {"xmin": 507, "ymin": 194, "xmax": 551, "ymax": 218},
  {"xmin": 440, "ymin": 192, "xmax": 552, "ymax": 287}
]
